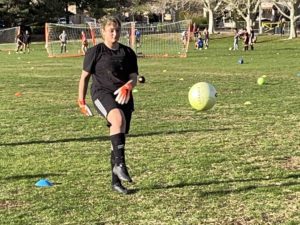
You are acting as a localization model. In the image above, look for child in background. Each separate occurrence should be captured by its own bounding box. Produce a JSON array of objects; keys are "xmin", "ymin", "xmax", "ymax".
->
[{"xmin": 195, "ymin": 36, "xmax": 203, "ymax": 50}]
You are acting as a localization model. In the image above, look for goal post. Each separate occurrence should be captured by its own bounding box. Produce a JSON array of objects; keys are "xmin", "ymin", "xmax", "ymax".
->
[{"xmin": 0, "ymin": 26, "xmax": 20, "ymax": 51}]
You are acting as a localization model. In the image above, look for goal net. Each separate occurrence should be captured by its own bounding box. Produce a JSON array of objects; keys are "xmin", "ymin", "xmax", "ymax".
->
[
  {"xmin": 132, "ymin": 20, "xmax": 191, "ymax": 58},
  {"xmin": 45, "ymin": 23, "xmax": 97, "ymax": 57},
  {"xmin": 45, "ymin": 20, "xmax": 191, "ymax": 58},
  {"xmin": 0, "ymin": 26, "xmax": 20, "ymax": 51}
]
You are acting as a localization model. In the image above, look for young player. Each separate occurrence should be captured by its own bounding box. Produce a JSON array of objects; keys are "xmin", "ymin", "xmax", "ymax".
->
[
  {"xmin": 16, "ymin": 32, "xmax": 24, "ymax": 53},
  {"xmin": 233, "ymin": 28, "xmax": 239, "ymax": 50},
  {"xmin": 135, "ymin": 29, "xmax": 141, "ymax": 48},
  {"xmin": 59, "ymin": 30, "xmax": 67, "ymax": 53},
  {"xmin": 195, "ymin": 36, "xmax": 203, "ymax": 50},
  {"xmin": 81, "ymin": 31, "xmax": 88, "ymax": 54},
  {"xmin": 249, "ymin": 27, "xmax": 255, "ymax": 50},
  {"xmin": 23, "ymin": 30, "xmax": 31, "ymax": 53},
  {"xmin": 203, "ymin": 27, "xmax": 209, "ymax": 49},
  {"xmin": 78, "ymin": 16, "xmax": 138, "ymax": 195},
  {"xmin": 243, "ymin": 31, "xmax": 249, "ymax": 51},
  {"xmin": 181, "ymin": 30, "xmax": 188, "ymax": 49}
]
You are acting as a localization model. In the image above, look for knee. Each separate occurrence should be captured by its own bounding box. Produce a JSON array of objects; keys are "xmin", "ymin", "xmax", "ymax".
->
[{"xmin": 108, "ymin": 109, "xmax": 125, "ymax": 128}]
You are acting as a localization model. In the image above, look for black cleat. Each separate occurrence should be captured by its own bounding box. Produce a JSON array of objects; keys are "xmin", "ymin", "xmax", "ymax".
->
[
  {"xmin": 112, "ymin": 183, "xmax": 128, "ymax": 195},
  {"xmin": 113, "ymin": 163, "xmax": 133, "ymax": 183}
]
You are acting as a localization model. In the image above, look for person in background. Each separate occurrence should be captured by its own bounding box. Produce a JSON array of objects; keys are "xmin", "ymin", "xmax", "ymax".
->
[
  {"xmin": 233, "ymin": 28, "xmax": 239, "ymax": 50},
  {"xmin": 81, "ymin": 31, "xmax": 88, "ymax": 54},
  {"xmin": 23, "ymin": 30, "xmax": 31, "ymax": 53},
  {"xmin": 16, "ymin": 32, "xmax": 24, "ymax": 53},
  {"xmin": 59, "ymin": 30, "xmax": 67, "ymax": 53},
  {"xmin": 243, "ymin": 31, "xmax": 249, "ymax": 51},
  {"xmin": 195, "ymin": 36, "xmax": 203, "ymax": 50},
  {"xmin": 203, "ymin": 27, "xmax": 209, "ymax": 49}
]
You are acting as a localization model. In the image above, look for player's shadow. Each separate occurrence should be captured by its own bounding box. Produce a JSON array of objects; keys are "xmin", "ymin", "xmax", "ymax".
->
[
  {"xmin": 134, "ymin": 173, "xmax": 300, "ymax": 195},
  {"xmin": 0, "ymin": 127, "xmax": 231, "ymax": 147}
]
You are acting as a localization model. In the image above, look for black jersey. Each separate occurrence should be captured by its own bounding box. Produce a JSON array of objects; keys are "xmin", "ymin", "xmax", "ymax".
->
[
  {"xmin": 83, "ymin": 43, "xmax": 138, "ymax": 97},
  {"xmin": 23, "ymin": 34, "xmax": 31, "ymax": 44}
]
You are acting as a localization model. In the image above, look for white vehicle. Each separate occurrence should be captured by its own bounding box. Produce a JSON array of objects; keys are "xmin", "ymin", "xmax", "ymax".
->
[
  {"xmin": 58, "ymin": 17, "xmax": 73, "ymax": 24},
  {"xmin": 84, "ymin": 17, "xmax": 96, "ymax": 24}
]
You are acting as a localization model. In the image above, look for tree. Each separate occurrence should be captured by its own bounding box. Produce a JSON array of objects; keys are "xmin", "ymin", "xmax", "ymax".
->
[
  {"xmin": 0, "ymin": 0, "xmax": 31, "ymax": 26},
  {"xmin": 272, "ymin": 0, "xmax": 300, "ymax": 39},
  {"xmin": 199, "ymin": 0, "xmax": 224, "ymax": 33},
  {"xmin": 30, "ymin": 0, "xmax": 65, "ymax": 25},
  {"xmin": 223, "ymin": 0, "xmax": 261, "ymax": 32}
]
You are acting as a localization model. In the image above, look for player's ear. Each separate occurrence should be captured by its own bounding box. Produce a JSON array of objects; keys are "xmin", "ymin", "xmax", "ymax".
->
[{"xmin": 101, "ymin": 27, "xmax": 105, "ymax": 35}]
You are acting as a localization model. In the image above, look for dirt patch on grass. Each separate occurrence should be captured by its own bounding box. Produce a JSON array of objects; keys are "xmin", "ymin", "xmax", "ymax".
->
[
  {"xmin": 282, "ymin": 156, "xmax": 300, "ymax": 170},
  {"xmin": 0, "ymin": 200, "xmax": 26, "ymax": 209}
]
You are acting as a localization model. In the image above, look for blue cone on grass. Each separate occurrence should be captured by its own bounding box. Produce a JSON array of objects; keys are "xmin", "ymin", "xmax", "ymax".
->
[{"xmin": 35, "ymin": 179, "xmax": 53, "ymax": 187}]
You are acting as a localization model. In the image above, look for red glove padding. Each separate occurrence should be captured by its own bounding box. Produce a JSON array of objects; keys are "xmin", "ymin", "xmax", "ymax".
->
[
  {"xmin": 114, "ymin": 81, "xmax": 133, "ymax": 105},
  {"xmin": 77, "ymin": 99, "xmax": 93, "ymax": 116}
]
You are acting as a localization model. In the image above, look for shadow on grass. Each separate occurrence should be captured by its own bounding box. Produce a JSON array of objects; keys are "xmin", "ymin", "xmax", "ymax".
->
[
  {"xmin": 0, "ymin": 127, "xmax": 230, "ymax": 147},
  {"xmin": 4, "ymin": 173, "xmax": 62, "ymax": 181},
  {"xmin": 199, "ymin": 180, "xmax": 300, "ymax": 196},
  {"xmin": 136, "ymin": 173, "xmax": 300, "ymax": 196}
]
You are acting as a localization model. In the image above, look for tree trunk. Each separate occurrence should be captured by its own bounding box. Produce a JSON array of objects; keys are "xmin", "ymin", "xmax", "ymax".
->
[
  {"xmin": 246, "ymin": 15, "xmax": 252, "ymax": 33},
  {"xmin": 289, "ymin": 5, "xmax": 297, "ymax": 39},
  {"xmin": 208, "ymin": 8, "xmax": 214, "ymax": 34},
  {"xmin": 259, "ymin": 5, "xmax": 263, "ymax": 34}
]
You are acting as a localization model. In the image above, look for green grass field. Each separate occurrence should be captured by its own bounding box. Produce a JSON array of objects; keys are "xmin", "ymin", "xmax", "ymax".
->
[{"xmin": 0, "ymin": 35, "xmax": 299, "ymax": 225}]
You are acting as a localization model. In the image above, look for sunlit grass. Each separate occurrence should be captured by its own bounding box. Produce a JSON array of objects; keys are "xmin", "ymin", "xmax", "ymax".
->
[{"xmin": 0, "ymin": 35, "xmax": 299, "ymax": 224}]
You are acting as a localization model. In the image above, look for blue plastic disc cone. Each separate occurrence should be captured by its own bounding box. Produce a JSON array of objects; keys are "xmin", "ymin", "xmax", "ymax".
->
[{"xmin": 35, "ymin": 179, "xmax": 53, "ymax": 187}]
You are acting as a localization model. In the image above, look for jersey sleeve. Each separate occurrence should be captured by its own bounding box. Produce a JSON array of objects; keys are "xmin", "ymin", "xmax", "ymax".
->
[
  {"xmin": 83, "ymin": 47, "xmax": 97, "ymax": 74},
  {"xmin": 127, "ymin": 48, "xmax": 138, "ymax": 75}
]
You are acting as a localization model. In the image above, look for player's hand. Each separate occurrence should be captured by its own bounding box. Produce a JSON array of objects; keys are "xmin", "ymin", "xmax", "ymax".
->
[
  {"xmin": 77, "ymin": 99, "xmax": 93, "ymax": 116},
  {"xmin": 114, "ymin": 81, "xmax": 133, "ymax": 105}
]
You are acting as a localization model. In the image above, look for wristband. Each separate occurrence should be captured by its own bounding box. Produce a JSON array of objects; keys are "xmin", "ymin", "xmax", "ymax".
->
[{"xmin": 78, "ymin": 99, "xmax": 86, "ymax": 106}]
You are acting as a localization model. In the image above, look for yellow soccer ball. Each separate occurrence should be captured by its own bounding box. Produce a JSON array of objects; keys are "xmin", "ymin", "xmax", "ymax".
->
[{"xmin": 188, "ymin": 82, "xmax": 217, "ymax": 111}]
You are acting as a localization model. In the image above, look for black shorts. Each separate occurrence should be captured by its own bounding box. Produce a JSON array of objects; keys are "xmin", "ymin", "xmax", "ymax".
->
[{"xmin": 92, "ymin": 92, "xmax": 134, "ymax": 134}]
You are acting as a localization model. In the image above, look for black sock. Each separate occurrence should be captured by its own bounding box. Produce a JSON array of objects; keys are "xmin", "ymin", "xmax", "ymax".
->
[
  {"xmin": 111, "ymin": 150, "xmax": 121, "ymax": 185},
  {"xmin": 110, "ymin": 133, "xmax": 125, "ymax": 165}
]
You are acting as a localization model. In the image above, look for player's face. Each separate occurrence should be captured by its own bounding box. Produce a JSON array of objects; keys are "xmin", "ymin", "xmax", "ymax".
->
[{"xmin": 102, "ymin": 22, "xmax": 121, "ymax": 45}]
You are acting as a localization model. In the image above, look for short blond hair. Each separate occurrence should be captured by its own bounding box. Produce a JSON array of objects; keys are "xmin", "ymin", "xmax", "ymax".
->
[{"xmin": 100, "ymin": 15, "xmax": 121, "ymax": 29}]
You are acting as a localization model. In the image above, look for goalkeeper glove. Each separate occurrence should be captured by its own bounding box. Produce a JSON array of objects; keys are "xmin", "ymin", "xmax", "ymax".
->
[
  {"xmin": 78, "ymin": 99, "xmax": 93, "ymax": 116},
  {"xmin": 114, "ymin": 81, "xmax": 133, "ymax": 105}
]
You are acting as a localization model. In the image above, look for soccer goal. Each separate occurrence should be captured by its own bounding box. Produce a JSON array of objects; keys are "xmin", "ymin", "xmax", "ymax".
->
[
  {"xmin": 45, "ymin": 20, "xmax": 191, "ymax": 58},
  {"xmin": 45, "ymin": 22, "xmax": 135, "ymax": 57},
  {"xmin": 45, "ymin": 23, "xmax": 97, "ymax": 57},
  {"xmin": 0, "ymin": 26, "xmax": 20, "ymax": 51},
  {"xmin": 132, "ymin": 20, "xmax": 191, "ymax": 58}
]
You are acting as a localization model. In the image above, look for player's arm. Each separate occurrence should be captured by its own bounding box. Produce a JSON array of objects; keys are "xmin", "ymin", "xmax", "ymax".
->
[
  {"xmin": 78, "ymin": 70, "xmax": 92, "ymax": 116},
  {"xmin": 129, "ymin": 72, "xmax": 138, "ymax": 88},
  {"xmin": 78, "ymin": 70, "xmax": 90, "ymax": 102}
]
